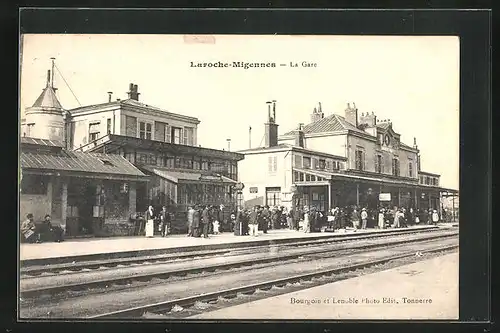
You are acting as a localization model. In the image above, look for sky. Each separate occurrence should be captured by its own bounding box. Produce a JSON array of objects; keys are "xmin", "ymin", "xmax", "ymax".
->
[{"xmin": 19, "ymin": 34, "xmax": 459, "ymax": 190}]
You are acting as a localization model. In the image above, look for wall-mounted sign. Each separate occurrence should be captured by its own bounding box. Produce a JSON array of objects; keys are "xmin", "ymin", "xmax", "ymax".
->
[
  {"xmin": 249, "ymin": 187, "xmax": 258, "ymax": 194},
  {"xmin": 379, "ymin": 193, "xmax": 391, "ymax": 201}
]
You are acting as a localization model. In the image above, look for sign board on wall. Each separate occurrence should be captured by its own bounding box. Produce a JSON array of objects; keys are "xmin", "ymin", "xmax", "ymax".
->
[
  {"xmin": 379, "ymin": 193, "xmax": 392, "ymax": 201},
  {"xmin": 249, "ymin": 187, "xmax": 258, "ymax": 194}
]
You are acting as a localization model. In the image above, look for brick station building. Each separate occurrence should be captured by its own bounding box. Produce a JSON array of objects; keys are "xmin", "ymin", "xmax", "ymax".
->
[{"xmin": 238, "ymin": 101, "xmax": 458, "ymax": 217}]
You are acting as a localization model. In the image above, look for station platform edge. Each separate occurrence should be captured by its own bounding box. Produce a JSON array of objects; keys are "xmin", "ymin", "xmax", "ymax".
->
[{"xmin": 19, "ymin": 225, "xmax": 446, "ymax": 265}]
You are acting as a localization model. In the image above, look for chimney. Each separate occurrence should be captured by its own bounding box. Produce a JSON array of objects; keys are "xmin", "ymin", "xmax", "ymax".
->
[
  {"xmin": 264, "ymin": 101, "xmax": 279, "ymax": 147},
  {"xmin": 344, "ymin": 102, "xmax": 358, "ymax": 127},
  {"xmin": 46, "ymin": 70, "xmax": 51, "ymax": 87},
  {"xmin": 127, "ymin": 83, "xmax": 140, "ymax": 101},
  {"xmin": 359, "ymin": 110, "xmax": 377, "ymax": 127},
  {"xmin": 295, "ymin": 123, "xmax": 305, "ymax": 148},
  {"xmin": 310, "ymin": 102, "xmax": 324, "ymax": 123},
  {"xmin": 272, "ymin": 100, "xmax": 277, "ymax": 122},
  {"xmin": 107, "ymin": 92, "xmax": 113, "ymax": 102}
]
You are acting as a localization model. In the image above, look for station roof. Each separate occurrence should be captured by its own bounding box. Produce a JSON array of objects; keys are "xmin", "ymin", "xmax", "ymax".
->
[
  {"xmin": 20, "ymin": 137, "xmax": 65, "ymax": 148},
  {"xmin": 282, "ymin": 113, "xmax": 366, "ymax": 136},
  {"xmin": 28, "ymin": 86, "xmax": 64, "ymax": 111},
  {"xmin": 293, "ymin": 167, "xmax": 457, "ymax": 193},
  {"xmin": 141, "ymin": 165, "xmax": 236, "ymax": 184},
  {"xmin": 20, "ymin": 150, "xmax": 148, "ymax": 180},
  {"xmin": 237, "ymin": 143, "xmax": 347, "ymax": 160}
]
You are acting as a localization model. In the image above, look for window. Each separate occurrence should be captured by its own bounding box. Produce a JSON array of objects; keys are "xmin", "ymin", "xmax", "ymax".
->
[
  {"xmin": 137, "ymin": 153, "xmax": 147, "ymax": 164},
  {"xmin": 266, "ymin": 187, "xmax": 281, "ymax": 207},
  {"xmin": 312, "ymin": 158, "xmax": 318, "ymax": 169},
  {"xmin": 268, "ymin": 156, "xmax": 277, "ymax": 173},
  {"xmin": 89, "ymin": 122, "xmax": 100, "ymax": 142},
  {"xmin": 139, "ymin": 122, "xmax": 152, "ymax": 140},
  {"xmin": 26, "ymin": 123, "xmax": 35, "ymax": 136},
  {"xmin": 355, "ymin": 149, "xmax": 365, "ymax": 171},
  {"xmin": 184, "ymin": 127, "xmax": 195, "ymax": 146},
  {"xmin": 303, "ymin": 157, "xmax": 311, "ymax": 169},
  {"xmin": 107, "ymin": 118, "xmax": 112, "ymax": 134},
  {"xmin": 171, "ymin": 127, "xmax": 182, "ymax": 144},
  {"xmin": 294, "ymin": 155, "xmax": 302, "ymax": 168},
  {"xmin": 420, "ymin": 176, "xmax": 424, "ymax": 184},
  {"xmin": 21, "ymin": 174, "xmax": 49, "ymax": 195},
  {"xmin": 318, "ymin": 159, "xmax": 326, "ymax": 170},
  {"xmin": 165, "ymin": 125, "xmax": 171, "ymax": 143},
  {"xmin": 408, "ymin": 161, "xmax": 413, "ymax": 177},
  {"xmin": 148, "ymin": 154, "xmax": 157, "ymax": 165},
  {"xmin": 375, "ymin": 154, "xmax": 383, "ymax": 173},
  {"xmin": 392, "ymin": 158, "xmax": 400, "ymax": 176}
]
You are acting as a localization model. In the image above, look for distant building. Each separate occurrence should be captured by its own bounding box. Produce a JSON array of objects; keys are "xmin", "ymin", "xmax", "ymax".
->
[
  {"xmin": 238, "ymin": 101, "xmax": 458, "ymax": 215},
  {"xmin": 20, "ymin": 65, "xmax": 244, "ymax": 235}
]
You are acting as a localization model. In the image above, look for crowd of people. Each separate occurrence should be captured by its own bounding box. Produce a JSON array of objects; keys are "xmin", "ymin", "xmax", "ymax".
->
[{"xmin": 20, "ymin": 203, "xmax": 443, "ymax": 244}]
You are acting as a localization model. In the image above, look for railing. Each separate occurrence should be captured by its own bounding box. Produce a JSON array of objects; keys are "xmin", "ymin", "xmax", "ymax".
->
[{"xmin": 73, "ymin": 134, "xmax": 111, "ymax": 152}]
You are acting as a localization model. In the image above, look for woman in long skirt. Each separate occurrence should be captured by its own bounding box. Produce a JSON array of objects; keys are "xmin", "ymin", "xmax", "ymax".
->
[
  {"xmin": 145, "ymin": 206, "xmax": 155, "ymax": 237},
  {"xmin": 378, "ymin": 209, "xmax": 385, "ymax": 229},
  {"xmin": 303, "ymin": 208, "xmax": 310, "ymax": 233}
]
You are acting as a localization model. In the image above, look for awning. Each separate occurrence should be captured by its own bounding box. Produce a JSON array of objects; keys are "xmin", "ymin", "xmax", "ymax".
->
[
  {"xmin": 142, "ymin": 166, "xmax": 237, "ymax": 184},
  {"xmin": 293, "ymin": 168, "xmax": 458, "ymax": 193}
]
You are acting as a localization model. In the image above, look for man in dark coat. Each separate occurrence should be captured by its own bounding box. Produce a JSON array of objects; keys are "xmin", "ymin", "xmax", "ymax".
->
[
  {"xmin": 40, "ymin": 214, "xmax": 64, "ymax": 242},
  {"xmin": 261, "ymin": 205, "xmax": 270, "ymax": 233},
  {"xmin": 201, "ymin": 205, "xmax": 210, "ymax": 238}
]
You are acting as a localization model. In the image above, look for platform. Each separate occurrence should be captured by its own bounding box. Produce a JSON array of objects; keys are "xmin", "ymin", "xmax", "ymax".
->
[
  {"xmin": 190, "ymin": 251, "xmax": 459, "ymax": 320},
  {"xmin": 20, "ymin": 225, "xmax": 441, "ymax": 265}
]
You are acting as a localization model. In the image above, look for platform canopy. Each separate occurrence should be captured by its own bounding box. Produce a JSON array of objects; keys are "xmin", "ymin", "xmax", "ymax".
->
[
  {"xmin": 142, "ymin": 165, "xmax": 236, "ymax": 184},
  {"xmin": 292, "ymin": 167, "xmax": 457, "ymax": 194}
]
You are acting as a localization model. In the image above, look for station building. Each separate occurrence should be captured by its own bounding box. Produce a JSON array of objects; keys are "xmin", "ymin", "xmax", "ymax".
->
[
  {"xmin": 20, "ymin": 68, "xmax": 244, "ymax": 236},
  {"xmin": 237, "ymin": 101, "xmax": 458, "ymax": 215},
  {"xmin": 20, "ymin": 137, "xmax": 148, "ymax": 237}
]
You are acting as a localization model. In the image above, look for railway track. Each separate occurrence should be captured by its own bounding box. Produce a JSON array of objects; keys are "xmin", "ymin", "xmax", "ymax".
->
[
  {"xmin": 21, "ymin": 226, "xmax": 443, "ymax": 276},
  {"xmin": 20, "ymin": 229, "xmax": 458, "ymax": 318},
  {"xmin": 96, "ymin": 243, "xmax": 458, "ymax": 320}
]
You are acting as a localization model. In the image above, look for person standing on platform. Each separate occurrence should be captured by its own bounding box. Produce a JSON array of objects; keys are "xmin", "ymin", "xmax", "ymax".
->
[
  {"xmin": 432, "ymin": 210, "xmax": 439, "ymax": 225},
  {"xmin": 286, "ymin": 208, "xmax": 293, "ymax": 230},
  {"xmin": 248, "ymin": 206, "xmax": 259, "ymax": 237},
  {"xmin": 192, "ymin": 205, "xmax": 201, "ymax": 237},
  {"xmin": 201, "ymin": 205, "xmax": 210, "ymax": 238},
  {"xmin": 378, "ymin": 209, "xmax": 385, "ymax": 229},
  {"xmin": 360, "ymin": 208, "xmax": 368, "ymax": 230},
  {"xmin": 351, "ymin": 207, "xmax": 360, "ymax": 231},
  {"xmin": 303, "ymin": 207, "xmax": 310, "ymax": 233},
  {"xmin": 427, "ymin": 209, "xmax": 433, "ymax": 225},
  {"xmin": 261, "ymin": 205, "xmax": 270, "ymax": 234},
  {"xmin": 145, "ymin": 205, "xmax": 155, "ymax": 238},
  {"xmin": 187, "ymin": 206, "xmax": 195, "ymax": 237},
  {"xmin": 293, "ymin": 208, "xmax": 301, "ymax": 231},
  {"xmin": 159, "ymin": 206, "xmax": 170, "ymax": 237}
]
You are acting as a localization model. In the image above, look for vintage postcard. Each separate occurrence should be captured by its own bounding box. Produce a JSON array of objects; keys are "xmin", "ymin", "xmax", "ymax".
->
[{"xmin": 19, "ymin": 34, "xmax": 459, "ymax": 320}]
